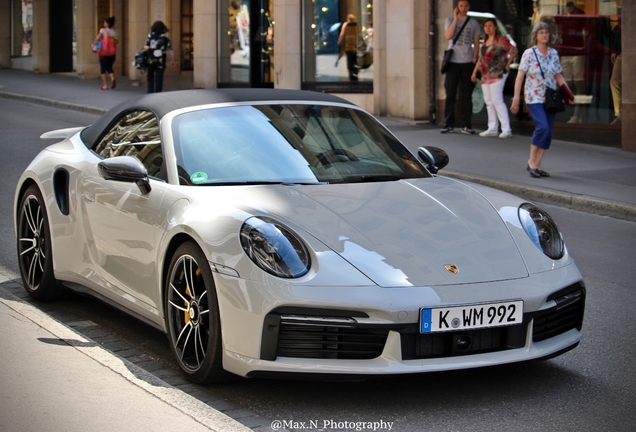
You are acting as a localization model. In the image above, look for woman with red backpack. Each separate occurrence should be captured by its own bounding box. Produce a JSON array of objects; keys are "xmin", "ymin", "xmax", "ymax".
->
[{"xmin": 91, "ymin": 16, "xmax": 118, "ymax": 90}]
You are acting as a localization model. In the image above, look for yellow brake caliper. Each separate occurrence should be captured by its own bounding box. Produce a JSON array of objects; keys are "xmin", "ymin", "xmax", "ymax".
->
[
  {"xmin": 184, "ymin": 268, "xmax": 202, "ymax": 325},
  {"xmin": 184, "ymin": 284, "xmax": 191, "ymax": 325}
]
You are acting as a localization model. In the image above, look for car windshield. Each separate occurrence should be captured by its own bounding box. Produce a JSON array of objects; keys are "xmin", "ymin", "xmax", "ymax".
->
[{"xmin": 171, "ymin": 104, "xmax": 430, "ymax": 185}]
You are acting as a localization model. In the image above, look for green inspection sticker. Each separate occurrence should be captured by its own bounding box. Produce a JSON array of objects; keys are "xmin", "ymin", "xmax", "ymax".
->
[{"xmin": 190, "ymin": 172, "xmax": 208, "ymax": 184}]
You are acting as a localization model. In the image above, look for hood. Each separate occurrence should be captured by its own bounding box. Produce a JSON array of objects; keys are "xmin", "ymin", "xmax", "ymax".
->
[{"xmin": 236, "ymin": 177, "xmax": 528, "ymax": 287}]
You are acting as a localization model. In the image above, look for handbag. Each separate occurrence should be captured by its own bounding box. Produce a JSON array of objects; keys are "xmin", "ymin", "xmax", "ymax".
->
[
  {"xmin": 532, "ymin": 48, "xmax": 565, "ymax": 113},
  {"xmin": 441, "ymin": 49, "xmax": 454, "ymax": 75},
  {"xmin": 441, "ymin": 17, "xmax": 471, "ymax": 74},
  {"xmin": 132, "ymin": 49, "xmax": 149, "ymax": 71},
  {"xmin": 92, "ymin": 40, "xmax": 102, "ymax": 53},
  {"xmin": 544, "ymin": 87, "xmax": 565, "ymax": 113},
  {"xmin": 99, "ymin": 32, "xmax": 116, "ymax": 58}
]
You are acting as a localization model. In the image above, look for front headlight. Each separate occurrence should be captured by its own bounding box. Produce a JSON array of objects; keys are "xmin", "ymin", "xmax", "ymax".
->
[
  {"xmin": 240, "ymin": 217, "xmax": 310, "ymax": 278},
  {"xmin": 518, "ymin": 203, "xmax": 564, "ymax": 260}
]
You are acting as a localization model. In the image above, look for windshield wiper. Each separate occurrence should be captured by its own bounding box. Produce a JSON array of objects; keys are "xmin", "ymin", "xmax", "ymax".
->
[
  {"xmin": 205, "ymin": 181, "xmax": 326, "ymax": 186},
  {"xmin": 333, "ymin": 175, "xmax": 403, "ymax": 184}
]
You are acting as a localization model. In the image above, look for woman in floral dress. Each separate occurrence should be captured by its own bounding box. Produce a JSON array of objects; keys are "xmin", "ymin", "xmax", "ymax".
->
[
  {"xmin": 472, "ymin": 19, "xmax": 517, "ymax": 138},
  {"xmin": 510, "ymin": 22, "xmax": 574, "ymax": 178}
]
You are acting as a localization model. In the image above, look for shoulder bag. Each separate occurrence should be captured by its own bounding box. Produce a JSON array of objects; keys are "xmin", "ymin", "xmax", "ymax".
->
[
  {"xmin": 533, "ymin": 47, "xmax": 564, "ymax": 113},
  {"xmin": 99, "ymin": 31, "xmax": 116, "ymax": 58},
  {"xmin": 441, "ymin": 17, "xmax": 470, "ymax": 74}
]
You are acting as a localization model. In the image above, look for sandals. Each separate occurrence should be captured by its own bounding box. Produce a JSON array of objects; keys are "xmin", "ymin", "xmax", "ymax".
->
[
  {"xmin": 100, "ymin": 85, "xmax": 108, "ymax": 91},
  {"xmin": 111, "ymin": 79, "xmax": 116, "ymax": 89}
]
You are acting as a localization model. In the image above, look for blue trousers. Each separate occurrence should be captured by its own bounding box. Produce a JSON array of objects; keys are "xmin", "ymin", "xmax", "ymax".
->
[{"xmin": 527, "ymin": 103, "xmax": 556, "ymax": 149}]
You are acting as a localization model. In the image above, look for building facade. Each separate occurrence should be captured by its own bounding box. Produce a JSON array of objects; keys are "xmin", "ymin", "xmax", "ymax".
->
[{"xmin": 0, "ymin": 0, "xmax": 632, "ymax": 151}]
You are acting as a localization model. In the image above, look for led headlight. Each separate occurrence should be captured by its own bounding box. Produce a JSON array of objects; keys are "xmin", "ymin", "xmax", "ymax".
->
[
  {"xmin": 518, "ymin": 203, "xmax": 564, "ymax": 260},
  {"xmin": 240, "ymin": 217, "xmax": 310, "ymax": 278}
]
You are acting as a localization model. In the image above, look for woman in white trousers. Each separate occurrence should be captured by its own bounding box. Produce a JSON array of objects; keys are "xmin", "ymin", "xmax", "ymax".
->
[{"xmin": 472, "ymin": 19, "xmax": 517, "ymax": 138}]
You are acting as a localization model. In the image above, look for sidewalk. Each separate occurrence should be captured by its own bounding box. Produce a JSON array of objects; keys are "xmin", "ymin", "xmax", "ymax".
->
[
  {"xmin": 0, "ymin": 273, "xmax": 251, "ymax": 432},
  {"xmin": 1, "ymin": 67, "xmax": 635, "ymax": 222}
]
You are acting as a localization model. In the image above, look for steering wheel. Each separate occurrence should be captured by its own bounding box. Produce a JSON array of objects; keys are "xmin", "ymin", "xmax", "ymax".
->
[{"xmin": 314, "ymin": 149, "xmax": 359, "ymax": 166}]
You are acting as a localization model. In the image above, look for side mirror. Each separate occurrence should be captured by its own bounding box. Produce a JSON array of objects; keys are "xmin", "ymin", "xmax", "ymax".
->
[
  {"xmin": 98, "ymin": 156, "xmax": 152, "ymax": 195},
  {"xmin": 417, "ymin": 146, "xmax": 449, "ymax": 174}
]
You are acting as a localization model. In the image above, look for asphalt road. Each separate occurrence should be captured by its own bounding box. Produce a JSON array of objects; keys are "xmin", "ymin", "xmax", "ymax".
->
[{"xmin": 1, "ymin": 100, "xmax": 635, "ymax": 431}]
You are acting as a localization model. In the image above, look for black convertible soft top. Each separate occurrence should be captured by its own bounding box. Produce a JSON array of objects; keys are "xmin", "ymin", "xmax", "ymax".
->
[{"xmin": 80, "ymin": 88, "xmax": 355, "ymax": 148}]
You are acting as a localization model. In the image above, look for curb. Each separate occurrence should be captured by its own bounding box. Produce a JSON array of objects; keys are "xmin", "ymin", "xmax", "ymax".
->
[
  {"xmin": 0, "ymin": 91, "xmax": 108, "ymax": 115},
  {"xmin": 444, "ymin": 170, "xmax": 636, "ymax": 222}
]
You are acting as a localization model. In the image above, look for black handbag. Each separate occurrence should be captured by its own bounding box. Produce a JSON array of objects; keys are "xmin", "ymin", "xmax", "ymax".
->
[
  {"xmin": 533, "ymin": 48, "xmax": 565, "ymax": 113},
  {"xmin": 441, "ymin": 18, "xmax": 470, "ymax": 74},
  {"xmin": 441, "ymin": 49, "xmax": 453, "ymax": 74},
  {"xmin": 544, "ymin": 87, "xmax": 565, "ymax": 113}
]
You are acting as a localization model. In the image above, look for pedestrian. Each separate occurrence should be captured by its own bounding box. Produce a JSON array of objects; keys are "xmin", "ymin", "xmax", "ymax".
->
[
  {"xmin": 337, "ymin": 14, "xmax": 359, "ymax": 81},
  {"xmin": 144, "ymin": 20, "xmax": 175, "ymax": 93},
  {"xmin": 91, "ymin": 16, "xmax": 117, "ymax": 91},
  {"xmin": 471, "ymin": 18, "xmax": 517, "ymax": 138},
  {"xmin": 609, "ymin": 17, "xmax": 621, "ymax": 125},
  {"xmin": 510, "ymin": 22, "xmax": 574, "ymax": 178},
  {"xmin": 441, "ymin": 0, "xmax": 481, "ymax": 135}
]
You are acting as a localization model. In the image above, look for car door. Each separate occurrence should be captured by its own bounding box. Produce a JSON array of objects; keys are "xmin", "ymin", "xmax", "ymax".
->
[{"xmin": 79, "ymin": 109, "xmax": 170, "ymax": 315}]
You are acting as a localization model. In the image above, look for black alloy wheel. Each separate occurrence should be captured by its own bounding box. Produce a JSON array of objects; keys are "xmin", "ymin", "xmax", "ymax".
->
[
  {"xmin": 17, "ymin": 185, "xmax": 65, "ymax": 300},
  {"xmin": 165, "ymin": 241, "xmax": 227, "ymax": 383}
]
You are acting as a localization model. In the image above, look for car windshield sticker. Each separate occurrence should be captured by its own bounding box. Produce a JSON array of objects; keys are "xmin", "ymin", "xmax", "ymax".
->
[{"xmin": 191, "ymin": 172, "xmax": 208, "ymax": 184}]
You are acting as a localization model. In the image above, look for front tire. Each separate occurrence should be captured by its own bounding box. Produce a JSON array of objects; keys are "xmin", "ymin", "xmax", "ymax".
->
[
  {"xmin": 165, "ymin": 241, "xmax": 228, "ymax": 383},
  {"xmin": 17, "ymin": 185, "xmax": 64, "ymax": 300}
]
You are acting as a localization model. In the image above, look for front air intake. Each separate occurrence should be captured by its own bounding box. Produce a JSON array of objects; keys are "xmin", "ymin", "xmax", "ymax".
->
[
  {"xmin": 276, "ymin": 316, "xmax": 389, "ymax": 359},
  {"xmin": 533, "ymin": 289, "xmax": 585, "ymax": 342}
]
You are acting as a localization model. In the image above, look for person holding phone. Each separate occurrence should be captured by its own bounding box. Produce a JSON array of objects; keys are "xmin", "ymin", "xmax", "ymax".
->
[{"xmin": 441, "ymin": 1, "xmax": 481, "ymax": 135}]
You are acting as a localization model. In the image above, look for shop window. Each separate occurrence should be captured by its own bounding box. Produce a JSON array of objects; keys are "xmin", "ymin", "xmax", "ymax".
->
[
  {"xmin": 469, "ymin": 0, "xmax": 621, "ymax": 131},
  {"xmin": 218, "ymin": 1, "xmax": 274, "ymax": 87},
  {"xmin": 11, "ymin": 0, "xmax": 33, "ymax": 57},
  {"xmin": 301, "ymin": 0, "xmax": 373, "ymax": 93}
]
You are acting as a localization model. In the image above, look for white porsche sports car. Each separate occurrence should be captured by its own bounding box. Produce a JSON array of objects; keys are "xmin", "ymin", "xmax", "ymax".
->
[{"xmin": 15, "ymin": 89, "xmax": 585, "ymax": 383}]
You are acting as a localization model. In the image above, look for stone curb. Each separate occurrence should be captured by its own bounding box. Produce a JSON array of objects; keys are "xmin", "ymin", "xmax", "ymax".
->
[{"xmin": 0, "ymin": 91, "xmax": 108, "ymax": 116}]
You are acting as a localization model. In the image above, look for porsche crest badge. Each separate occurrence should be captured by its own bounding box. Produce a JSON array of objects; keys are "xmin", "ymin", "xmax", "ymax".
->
[{"xmin": 444, "ymin": 264, "xmax": 459, "ymax": 274}]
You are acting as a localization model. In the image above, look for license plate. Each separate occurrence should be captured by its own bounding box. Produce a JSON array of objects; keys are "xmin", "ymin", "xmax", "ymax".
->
[{"xmin": 420, "ymin": 300, "xmax": 523, "ymax": 333}]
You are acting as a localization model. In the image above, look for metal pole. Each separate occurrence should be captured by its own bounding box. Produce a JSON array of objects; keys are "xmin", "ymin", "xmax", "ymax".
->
[{"xmin": 429, "ymin": 0, "xmax": 437, "ymax": 124}]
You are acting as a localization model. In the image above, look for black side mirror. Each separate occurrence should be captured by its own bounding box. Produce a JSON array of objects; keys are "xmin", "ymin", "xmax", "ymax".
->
[
  {"xmin": 417, "ymin": 146, "xmax": 449, "ymax": 174},
  {"xmin": 98, "ymin": 156, "xmax": 152, "ymax": 195}
]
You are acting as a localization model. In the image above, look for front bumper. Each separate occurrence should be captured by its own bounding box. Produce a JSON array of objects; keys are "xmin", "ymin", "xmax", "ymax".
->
[{"xmin": 216, "ymin": 266, "xmax": 585, "ymax": 378}]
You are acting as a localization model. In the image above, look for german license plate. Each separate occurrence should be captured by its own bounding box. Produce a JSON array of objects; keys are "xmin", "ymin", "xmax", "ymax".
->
[{"xmin": 420, "ymin": 300, "xmax": 523, "ymax": 333}]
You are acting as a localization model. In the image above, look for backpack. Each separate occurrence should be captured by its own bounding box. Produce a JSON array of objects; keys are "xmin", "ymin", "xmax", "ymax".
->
[
  {"xmin": 99, "ymin": 30, "xmax": 116, "ymax": 58},
  {"xmin": 132, "ymin": 49, "xmax": 148, "ymax": 71}
]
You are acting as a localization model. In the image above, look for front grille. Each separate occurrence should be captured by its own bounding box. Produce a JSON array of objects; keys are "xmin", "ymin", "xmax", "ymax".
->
[
  {"xmin": 533, "ymin": 289, "xmax": 585, "ymax": 342},
  {"xmin": 277, "ymin": 322, "xmax": 389, "ymax": 359},
  {"xmin": 401, "ymin": 324, "xmax": 527, "ymax": 360}
]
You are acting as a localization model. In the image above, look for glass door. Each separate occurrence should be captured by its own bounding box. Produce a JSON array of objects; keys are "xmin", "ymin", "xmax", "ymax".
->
[{"xmin": 219, "ymin": 0, "xmax": 273, "ymax": 87}]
